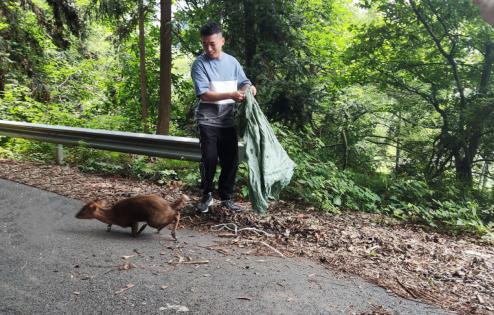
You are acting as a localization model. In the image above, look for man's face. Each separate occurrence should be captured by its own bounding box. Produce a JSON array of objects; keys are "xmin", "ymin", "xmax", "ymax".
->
[{"xmin": 201, "ymin": 33, "xmax": 224, "ymax": 59}]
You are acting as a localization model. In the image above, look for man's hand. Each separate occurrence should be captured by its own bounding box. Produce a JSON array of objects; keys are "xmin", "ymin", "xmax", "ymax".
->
[
  {"xmin": 250, "ymin": 85, "xmax": 257, "ymax": 96},
  {"xmin": 231, "ymin": 90, "xmax": 246, "ymax": 102},
  {"xmin": 239, "ymin": 85, "xmax": 257, "ymax": 98}
]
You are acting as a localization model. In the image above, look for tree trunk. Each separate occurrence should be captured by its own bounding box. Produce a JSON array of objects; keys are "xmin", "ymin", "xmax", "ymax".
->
[
  {"xmin": 138, "ymin": 0, "xmax": 150, "ymax": 133},
  {"xmin": 156, "ymin": 0, "xmax": 172, "ymax": 135},
  {"xmin": 0, "ymin": 68, "xmax": 5, "ymax": 97},
  {"xmin": 455, "ymin": 152, "xmax": 473, "ymax": 188},
  {"xmin": 479, "ymin": 42, "xmax": 494, "ymax": 95},
  {"xmin": 394, "ymin": 111, "xmax": 401, "ymax": 177},
  {"xmin": 341, "ymin": 129, "xmax": 348, "ymax": 170},
  {"xmin": 480, "ymin": 161, "xmax": 489, "ymax": 191}
]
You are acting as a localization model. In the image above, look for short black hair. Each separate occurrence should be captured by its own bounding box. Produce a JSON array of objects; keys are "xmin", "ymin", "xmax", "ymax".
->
[{"xmin": 200, "ymin": 21, "xmax": 222, "ymax": 37}]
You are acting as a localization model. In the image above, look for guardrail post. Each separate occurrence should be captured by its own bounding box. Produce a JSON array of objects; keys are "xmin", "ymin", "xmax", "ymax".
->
[{"xmin": 56, "ymin": 144, "xmax": 64, "ymax": 165}]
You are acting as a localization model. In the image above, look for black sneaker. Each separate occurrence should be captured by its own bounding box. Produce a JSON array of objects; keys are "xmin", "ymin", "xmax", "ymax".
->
[
  {"xmin": 196, "ymin": 193, "xmax": 213, "ymax": 213},
  {"xmin": 221, "ymin": 199, "xmax": 242, "ymax": 212}
]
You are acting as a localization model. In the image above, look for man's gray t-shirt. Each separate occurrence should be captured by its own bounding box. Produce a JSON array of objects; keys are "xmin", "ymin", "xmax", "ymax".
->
[{"xmin": 191, "ymin": 52, "xmax": 251, "ymax": 127}]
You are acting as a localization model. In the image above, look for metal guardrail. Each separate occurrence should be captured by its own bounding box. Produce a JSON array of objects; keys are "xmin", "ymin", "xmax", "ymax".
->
[{"xmin": 0, "ymin": 119, "xmax": 206, "ymax": 162}]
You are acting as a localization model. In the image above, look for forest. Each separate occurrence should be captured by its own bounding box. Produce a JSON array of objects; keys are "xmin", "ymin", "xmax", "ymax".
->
[{"xmin": 0, "ymin": 0, "xmax": 493, "ymax": 238}]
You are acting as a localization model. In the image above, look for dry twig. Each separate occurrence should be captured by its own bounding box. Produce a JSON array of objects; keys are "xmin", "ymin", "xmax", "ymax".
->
[
  {"xmin": 211, "ymin": 223, "xmax": 273, "ymax": 237},
  {"xmin": 237, "ymin": 239, "xmax": 285, "ymax": 258}
]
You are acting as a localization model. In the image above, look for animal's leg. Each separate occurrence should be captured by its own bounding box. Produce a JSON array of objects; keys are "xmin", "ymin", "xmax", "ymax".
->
[
  {"xmin": 131, "ymin": 223, "xmax": 139, "ymax": 237},
  {"xmin": 171, "ymin": 213, "xmax": 181, "ymax": 241},
  {"xmin": 137, "ymin": 223, "xmax": 147, "ymax": 236},
  {"xmin": 107, "ymin": 224, "xmax": 112, "ymax": 232}
]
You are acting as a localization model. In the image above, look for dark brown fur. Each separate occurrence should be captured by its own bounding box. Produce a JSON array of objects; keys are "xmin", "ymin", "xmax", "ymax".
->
[{"xmin": 76, "ymin": 194, "xmax": 189, "ymax": 240}]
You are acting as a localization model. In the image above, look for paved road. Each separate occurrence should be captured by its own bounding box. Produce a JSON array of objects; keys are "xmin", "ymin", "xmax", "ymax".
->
[{"xmin": 0, "ymin": 178, "xmax": 450, "ymax": 315}]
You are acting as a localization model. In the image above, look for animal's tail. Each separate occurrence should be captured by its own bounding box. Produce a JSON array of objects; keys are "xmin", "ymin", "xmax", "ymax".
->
[{"xmin": 172, "ymin": 194, "xmax": 190, "ymax": 210}]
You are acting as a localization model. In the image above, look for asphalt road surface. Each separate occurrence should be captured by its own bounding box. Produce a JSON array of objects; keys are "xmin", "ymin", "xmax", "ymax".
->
[{"xmin": 0, "ymin": 178, "xmax": 451, "ymax": 315}]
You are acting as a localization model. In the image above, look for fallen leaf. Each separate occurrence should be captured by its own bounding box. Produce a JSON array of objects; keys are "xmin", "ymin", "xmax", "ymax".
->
[
  {"xmin": 118, "ymin": 262, "xmax": 136, "ymax": 270},
  {"xmin": 159, "ymin": 303, "xmax": 189, "ymax": 312}
]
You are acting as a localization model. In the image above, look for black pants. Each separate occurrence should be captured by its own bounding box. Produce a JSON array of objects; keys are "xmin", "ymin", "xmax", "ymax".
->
[{"xmin": 199, "ymin": 125, "xmax": 238, "ymax": 200}]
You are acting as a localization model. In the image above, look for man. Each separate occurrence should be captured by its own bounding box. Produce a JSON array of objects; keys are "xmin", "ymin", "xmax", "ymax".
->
[{"xmin": 191, "ymin": 21, "xmax": 257, "ymax": 213}]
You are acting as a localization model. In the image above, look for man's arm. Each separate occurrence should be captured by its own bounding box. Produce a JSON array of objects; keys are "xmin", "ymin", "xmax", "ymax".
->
[
  {"xmin": 199, "ymin": 84, "xmax": 257, "ymax": 102},
  {"xmin": 200, "ymin": 90, "xmax": 246, "ymax": 102}
]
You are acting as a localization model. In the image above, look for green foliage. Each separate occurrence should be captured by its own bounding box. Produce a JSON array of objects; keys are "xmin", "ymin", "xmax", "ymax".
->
[
  {"xmin": 1, "ymin": 138, "xmax": 56, "ymax": 162},
  {"xmin": 277, "ymin": 123, "xmax": 381, "ymax": 212},
  {"xmin": 292, "ymin": 157, "xmax": 381, "ymax": 212},
  {"xmin": 68, "ymin": 145, "xmax": 199, "ymax": 187},
  {"xmin": 0, "ymin": 85, "xmax": 44, "ymax": 121},
  {"xmin": 379, "ymin": 177, "xmax": 492, "ymax": 235},
  {"xmin": 347, "ymin": 0, "xmax": 494, "ymax": 187},
  {"xmin": 0, "ymin": 0, "xmax": 117, "ymax": 127},
  {"xmin": 387, "ymin": 200, "xmax": 491, "ymax": 235},
  {"xmin": 236, "ymin": 163, "xmax": 250, "ymax": 199},
  {"xmin": 386, "ymin": 178, "xmax": 433, "ymax": 205}
]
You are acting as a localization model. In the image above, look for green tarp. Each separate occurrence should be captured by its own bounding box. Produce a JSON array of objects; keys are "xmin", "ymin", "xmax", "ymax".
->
[{"xmin": 236, "ymin": 88, "xmax": 296, "ymax": 213}]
